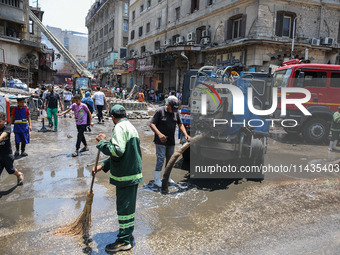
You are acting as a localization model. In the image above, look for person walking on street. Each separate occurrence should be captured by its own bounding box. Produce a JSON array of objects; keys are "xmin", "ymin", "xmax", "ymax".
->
[
  {"xmin": 329, "ymin": 106, "xmax": 340, "ymax": 152},
  {"xmin": 92, "ymin": 87, "xmax": 109, "ymax": 124},
  {"xmin": 92, "ymin": 105, "xmax": 142, "ymax": 253},
  {"xmin": 10, "ymin": 98, "xmax": 32, "ymax": 157},
  {"xmin": 149, "ymin": 96, "xmax": 190, "ymax": 187},
  {"xmin": 45, "ymin": 85, "xmax": 63, "ymax": 131},
  {"xmin": 0, "ymin": 112, "xmax": 24, "ymax": 185},
  {"xmin": 81, "ymin": 91, "xmax": 95, "ymax": 132},
  {"xmin": 63, "ymin": 86, "xmax": 73, "ymax": 117},
  {"xmin": 57, "ymin": 95, "xmax": 94, "ymax": 157}
]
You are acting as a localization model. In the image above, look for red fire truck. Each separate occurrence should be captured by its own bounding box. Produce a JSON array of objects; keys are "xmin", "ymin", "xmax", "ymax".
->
[{"xmin": 273, "ymin": 59, "xmax": 340, "ymax": 143}]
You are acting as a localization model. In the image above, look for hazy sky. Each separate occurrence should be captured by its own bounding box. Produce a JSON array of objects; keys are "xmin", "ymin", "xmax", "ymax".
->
[{"xmin": 29, "ymin": 0, "xmax": 94, "ymax": 34}]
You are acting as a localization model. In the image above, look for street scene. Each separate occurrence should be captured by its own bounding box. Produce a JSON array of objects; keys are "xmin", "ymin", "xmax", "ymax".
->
[{"xmin": 1, "ymin": 0, "xmax": 340, "ymax": 254}]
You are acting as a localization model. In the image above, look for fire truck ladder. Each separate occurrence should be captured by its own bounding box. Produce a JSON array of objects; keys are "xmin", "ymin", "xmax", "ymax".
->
[{"xmin": 28, "ymin": 9, "xmax": 93, "ymax": 78}]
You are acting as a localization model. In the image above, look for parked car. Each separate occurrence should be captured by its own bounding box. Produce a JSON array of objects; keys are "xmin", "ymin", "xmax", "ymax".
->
[{"xmin": 7, "ymin": 79, "xmax": 28, "ymax": 90}]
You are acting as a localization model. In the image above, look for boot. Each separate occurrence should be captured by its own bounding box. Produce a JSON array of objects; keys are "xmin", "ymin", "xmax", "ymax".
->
[
  {"xmin": 153, "ymin": 170, "xmax": 162, "ymax": 187},
  {"xmin": 168, "ymin": 177, "xmax": 175, "ymax": 185},
  {"xmin": 328, "ymin": 141, "xmax": 334, "ymax": 151},
  {"xmin": 333, "ymin": 140, "xmax": 340, "ymax": 151}
]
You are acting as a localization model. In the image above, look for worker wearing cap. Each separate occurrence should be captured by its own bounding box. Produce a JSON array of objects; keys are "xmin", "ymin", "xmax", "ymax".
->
[
  {"xmin": 150, "ymin": 95, "xmax": 191, "ymax": 187},
  {"xmin": 93, "ymin": 104, "xmax": 142, "ymax": 253},
  {"xmin": 329, "ymin": 106, "xmax": 340, "ymax": 152}
]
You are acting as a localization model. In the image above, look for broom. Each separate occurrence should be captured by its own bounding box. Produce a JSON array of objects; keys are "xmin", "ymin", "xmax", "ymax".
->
[{"xmin": 54, "ymin": 149, "xmax": 101, "ymax": 237}]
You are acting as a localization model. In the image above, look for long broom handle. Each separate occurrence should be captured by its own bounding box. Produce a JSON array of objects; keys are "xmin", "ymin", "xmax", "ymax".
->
[{"xmin": 90, "ymin": 149, "xmax": 101, "ymax": 193}]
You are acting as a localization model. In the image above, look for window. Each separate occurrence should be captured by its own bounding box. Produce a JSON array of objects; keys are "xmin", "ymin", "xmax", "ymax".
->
[
  {"xmin": 29, "ymin": 19, "xmax": 34, "ymax": 34},
  {"xmin": 132, "ymin": 11, "xmax": 135, "ymax": 20},
  {"xmin": 207, "ymin": 0, "xmax": 213, "ymax": 6},
  {"xmin": 175, "ymin": 7, "xmax": 180, "ymax": 20},
  {"xmin": 191, "ymin": 0, "xmax": 199, "ymax": 13},
  {"xmin": 131, "ymin": 30, "xmax": 135, "ymax": 40},
  {"xmin": 330, "ymin": 72, "xmax": 340, "ymax": 88},
  {"xmin": 276, "ymin": 11, "xmax": 296, "ymax": 38},
  {"xmin": 104, "ymin": 24, "xmax": 108, "ymax": 35},
  {"xmin": 109, "ymin": 38, "xmax": 114, "ymax": 48},
  {"xmin": 273, "ymin": 69, "xmax": 292, "ymax": 88},
  {"xmin": 155, "ymin": 41, "xmax": 161, "ymax": 50},
  {"xmin": 123, "ymin": 19, "xmax": 128, "ymax": 31},
  {"xmin": 147, "ymin": 0, "xmax": 151, "ymax": 8},
  {"xmin": 64, "ymin": 37, "xmax": 69, "ymax": 50},
  {"xmin": 282, "ymin": 16, "xmax": 291, "ymax": 37},
  {"xmin": 96, "ymin": 32, "xmax": 98, "ymax": 41},
  {"xmin": 295, "ymin": 71, "xmax": 327, "ymax": 88},
  {"xmin": 139, "ymin": 26, "xmax": 143, "ymax": 37},
  {"xmin": 146, "ymin": 22, "xmax": 150, "ymax": 33},
  {"xmin": 123, "ymin": 37, "xmax": 128, "ymax": 47},
  {"xmin": 100, "ymin": 28, "xmax": 103, "ymax": 38},
  {"xmin": 124, "ymin": 2, "xmax": 129, "ymax": 14},
  {"xmin": 338, "ymin": 21, "xmax": 340, "ymax": 43},
  {"xmin": 157, "ymin": 17, "xmax": 161, "ymax": 28},
  {"xmin": 140, "ymin": 5, "xmax": 144, "ymax": 13},
  {"xmin": 104, "ymin": 41, "xmax": 108, "ymax": 51},
  {"xmin": 232, "ymin": 18, "xmax": 242, "ymax": 39},
  {"xmin": 141, "ymin": 46, "xmax": 146, "ymax": 53},
  {"xmin": 225, "ymin": 14, "xmax": 247, "ymax": 40}
]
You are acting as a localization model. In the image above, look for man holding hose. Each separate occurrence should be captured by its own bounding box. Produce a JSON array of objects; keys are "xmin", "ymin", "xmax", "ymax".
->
[{"xmin": 92, "ymin": 104, "xmax": 142, "ymax": 253}]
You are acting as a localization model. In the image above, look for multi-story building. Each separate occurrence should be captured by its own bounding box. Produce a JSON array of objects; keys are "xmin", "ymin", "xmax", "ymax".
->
[
  {"xmin": 86, "ymin": 0, "xmax": 129, "ymax": 86},
  {"xmin": 127, "ymin": 0, "xmax": 340, "ymax": 93},
  {"xmin": 0, "ymin": 0, "xmax": 54, "ymax": 87},
  {"xmin": 41, "ymin": 26, "xmax": 88, "ymax": 85}
]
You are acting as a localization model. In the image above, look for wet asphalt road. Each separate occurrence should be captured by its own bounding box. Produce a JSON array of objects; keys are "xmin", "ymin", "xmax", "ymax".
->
[{"xmin": 0, "ymin": 115, "xmax": 339, "ymax": 255}]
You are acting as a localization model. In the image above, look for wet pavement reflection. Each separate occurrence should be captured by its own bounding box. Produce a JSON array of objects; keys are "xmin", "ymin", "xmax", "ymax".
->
[{"xmin": 0, "ymin": 117, "xmax": 339, "ymax": 254}]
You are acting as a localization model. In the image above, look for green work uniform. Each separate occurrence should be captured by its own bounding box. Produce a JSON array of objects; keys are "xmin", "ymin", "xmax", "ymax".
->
[
  {"xmin": 331, "ymin": 112, "xmax": 340, "ymax": 140},
  {"xmin": 97, "ymin": 118, "xmax": 142, "ymax": 244}
]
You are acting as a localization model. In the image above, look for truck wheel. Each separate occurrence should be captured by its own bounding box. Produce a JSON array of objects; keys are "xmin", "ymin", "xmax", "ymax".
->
[
  {"xmin": 246, "ymin": 139, "xmax": 265, "ymax": 182},
  {"xmin": 302, "ymin": 118, "xmax": 330, "ymax": 143}
]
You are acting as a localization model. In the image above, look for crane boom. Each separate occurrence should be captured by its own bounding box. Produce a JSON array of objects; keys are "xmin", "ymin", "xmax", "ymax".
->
[{"xmin": 28, "ymin": 9, "xmax": 93, "ymax": 79}]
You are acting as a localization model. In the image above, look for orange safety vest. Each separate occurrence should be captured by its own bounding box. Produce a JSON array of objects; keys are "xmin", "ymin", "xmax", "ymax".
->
[{"xmin": 138, "ymin": 92, "xmax": 145, "ymax": 102}]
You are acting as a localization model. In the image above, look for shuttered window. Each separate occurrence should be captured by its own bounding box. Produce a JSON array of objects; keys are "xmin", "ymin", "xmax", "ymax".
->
[
  {"xmin": 225, "ymin": 14, "xmax": 247, "ymax": 40},
  {"xmin": 276, "ymin": 11, "xmax": 296, "ymax": 38}
]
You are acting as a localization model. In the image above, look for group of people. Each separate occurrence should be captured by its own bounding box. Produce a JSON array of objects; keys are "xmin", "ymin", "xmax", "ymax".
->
[{"xmin": 0, "ymin": 91, "xmax": 189, "ymax": 253}]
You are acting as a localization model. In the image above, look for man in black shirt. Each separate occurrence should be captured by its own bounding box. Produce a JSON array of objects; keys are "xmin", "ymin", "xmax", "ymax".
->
[
  {"xmin": 45, "ymin": 85, "xmax": 63, "ymax": 131},
  {"xmin": 0, "ymin": 112, "xmax": 24, "ymax": 185},
  {"xmin": 150, "ymin": 96, "xmax": 190, "ymax": 187}
]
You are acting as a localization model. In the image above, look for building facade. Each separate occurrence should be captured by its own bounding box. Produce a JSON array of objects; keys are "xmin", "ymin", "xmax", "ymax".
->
[
  {"xmin": 0, "ymin": 0, "xmax": 54, "ymax": 87},
  {"xmin": 86, "ymin": 0, "xmax": 129, "ymax": 86},
  {"xmin": 41, "ymin": 26, "xmax": 88, "ymax": 85},
  {"xmin": 127, "ymin": 0, "xmax": 340, "ymax": 93}
]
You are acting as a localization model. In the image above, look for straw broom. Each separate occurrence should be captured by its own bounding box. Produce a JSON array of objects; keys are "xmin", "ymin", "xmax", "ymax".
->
[{"xmin": 54, "ymin": 149, "xmax": 101, "ymax": 237}]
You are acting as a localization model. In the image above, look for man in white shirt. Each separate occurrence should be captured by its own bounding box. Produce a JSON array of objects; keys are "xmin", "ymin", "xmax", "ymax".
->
[{"xmin": 92, "ymin": 87, "xmax": 109, "ymax": 123}]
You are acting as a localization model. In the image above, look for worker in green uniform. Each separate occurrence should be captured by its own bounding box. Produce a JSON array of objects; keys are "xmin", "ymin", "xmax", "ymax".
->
[
  {"xmin": 329, "ymin": 106, "xmax": 340, "ymax": 152},
  {"xmin": 92, "ymin": 104, "xmax": 142, "ymax": 253}
]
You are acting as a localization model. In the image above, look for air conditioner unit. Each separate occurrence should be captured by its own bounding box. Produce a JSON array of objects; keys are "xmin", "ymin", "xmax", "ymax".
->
[
  {"xmin": 310, "ymin": 38, "xmax": 320, "ymax": 46},
  {"xmin": 176, "ymin": 36, "xmax": 185, "ymax": 44},
  {"xmin": 202, "ymin": 29, "xmax": 211, "ymax": 38},
  {"xmin": 164, "ymin": 39, "xmax": 171, "ymax": 46},
  {"xmin": 202, "ymin": 37, "xmax": 211, "ymax": 45},
  {"xmin": 187, "ymin": 32, "xmax": 196, "ymax": 42},
  {"xmin": 321, "ymin": 37, "xmax": 334, "ymax": 45},
  {"xmin": 154, "ymin": 49, "xmax": 161, "ymax": 54},
  {"xmin": 187, "ymin": 41, "xmax": 195, "ymax": 46}
]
